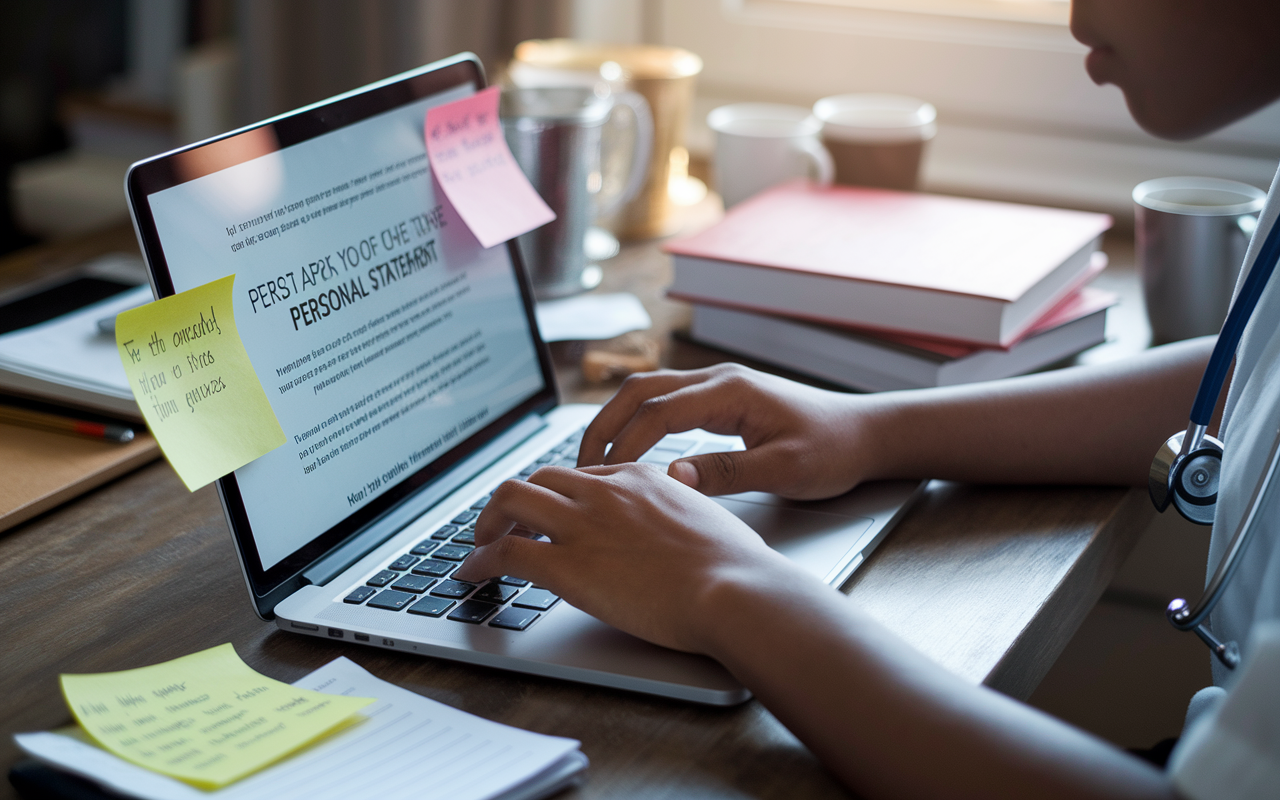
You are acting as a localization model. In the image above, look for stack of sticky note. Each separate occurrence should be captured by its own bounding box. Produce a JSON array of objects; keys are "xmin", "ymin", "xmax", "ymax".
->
[{"xmin": 57, "ymin": 643, "xmax": 371, "ymax": 789}]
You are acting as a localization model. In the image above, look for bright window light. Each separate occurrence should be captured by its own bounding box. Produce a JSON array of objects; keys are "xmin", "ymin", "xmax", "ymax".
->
[{"xmin": 772, "ymin": 0, "xmax": 1071, "ymax": 25}]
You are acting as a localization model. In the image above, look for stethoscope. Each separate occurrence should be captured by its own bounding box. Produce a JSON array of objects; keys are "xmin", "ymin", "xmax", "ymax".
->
[{"xmin": 1150, "ymin": 211, "xmax": 1280, "ymax": 670}]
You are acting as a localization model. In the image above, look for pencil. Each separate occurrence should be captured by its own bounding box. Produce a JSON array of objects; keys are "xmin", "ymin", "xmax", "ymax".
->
[{"xmin": 0, "ymin": 405, "xmax": 136, "ymax": 443}]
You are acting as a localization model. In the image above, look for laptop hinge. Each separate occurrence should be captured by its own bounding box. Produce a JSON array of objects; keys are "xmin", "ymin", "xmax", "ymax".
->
[{"xmin": 301, "ymin": 414, "xmax": 547, "ymax": 586}]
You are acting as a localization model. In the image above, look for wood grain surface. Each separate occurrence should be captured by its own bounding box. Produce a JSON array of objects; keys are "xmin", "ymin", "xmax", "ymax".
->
[
  {"xmin": 0, "ymin": 425, "xmax": 159, "ymax": 534},
  {"xmin": 0, "ymin": 222, "xmax": 1151, "ymax": 799},
  {"xmin": 0, "ymin": 225, "xmax": 160, "ymax": 534}
]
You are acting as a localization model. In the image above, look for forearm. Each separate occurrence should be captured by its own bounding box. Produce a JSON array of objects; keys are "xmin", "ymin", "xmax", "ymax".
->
[
  {"xmin": 856, "ymin": 336, "xmax": 1216, "ymax": 487},
  {"xmin": 703, "ymin": 567, "xmax": 1175, "ymax": 800}
]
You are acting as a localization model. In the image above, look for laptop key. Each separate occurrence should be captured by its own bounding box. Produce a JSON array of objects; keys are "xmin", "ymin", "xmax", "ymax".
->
[
  {"xmin": 367, "ymin": 590, "xmax": 416, "ymax": 611},
  {"xmin": 407, "ymin": 596, "xmax": 455, "ymax": 617},
  {"xmin": 388, "ymin": 554, "xmax": 418, "ymax": 571},
  {"xmin": 409, "ymin": 540, "xmax": 438, "ymax": 556},
  {"xmin": 432, "ymin": 544, "xmax": 473, "ymax": 561},
  {"xmin": 513, "ymin": 588, "xmax": 559, "ymax": 611},
  {"xmin": 496, "ymin": 575, "xmax": 530, "ymax": 587},
  {"xmin": 473, "ymin": 583, "xmax": 519, "ymax": 604},
  {"xmin": 535, "ymin": 453, "xmax": 555, "ymax": 464},
  {"xmin": 451, "ymin": 510, "xmax": 478, "ymax": 525},
  {"xmin": 490, "ymin": 607, "xmax": 540, "ymax": 631},
  {"xmin": 470, "ymin": 496, "xmax": 490, "ymax": 510},
  {"xmin": 451, "ymin": 530, "xmax": 475, "ymax": 545},
  {"xmin": 391, "ymin": 575, "xmax": 436, "ymax": 594},
  {"xmin": 343, "ymin": 586, "xmax": 377, "ymax": 604},
  {"xmin": 447, "ymin": 599, "xmax": 499, "ymax": 624},
  {"xmin": 431, "ymin": 524, "xmax": 459, "ymax": 541},
  {"xmin": 657, "ymin": 436, "xmax": 696, "ymax": 454},
  {"xmin": 367, "ymin": 570, "xmax": 398, "ymax": 587},
  {"xmin": 430, "ymin": 580, "xmax": 476, "ymax": 599},
  {"xmin": 411, "ymin": 559, "xmax": 454, "ymax": 578}
]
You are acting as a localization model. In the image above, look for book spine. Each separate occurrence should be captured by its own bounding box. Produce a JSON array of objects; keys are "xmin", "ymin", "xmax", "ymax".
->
[
  {"xmin": 690, "ymin": 305, "xmax": 944, "ymax": 391},
  {"xmin": 672, "ymin": 256, "xmax": 1010, "ymax": 346}
]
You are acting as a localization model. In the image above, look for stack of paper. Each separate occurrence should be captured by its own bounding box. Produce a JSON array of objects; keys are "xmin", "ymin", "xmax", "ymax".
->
[{"xmin": 15, "ymin": 656, "xmax": 586, "ymax": 800}]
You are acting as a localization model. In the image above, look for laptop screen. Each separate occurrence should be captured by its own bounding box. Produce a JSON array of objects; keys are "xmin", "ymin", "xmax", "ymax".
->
[{"xmin": 127, "ymin": 58, "xmax": 555, "ymax": 604}]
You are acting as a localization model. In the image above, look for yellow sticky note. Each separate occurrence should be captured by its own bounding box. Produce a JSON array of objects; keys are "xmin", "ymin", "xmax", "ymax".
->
[
  {"xmin": 61, "ymin": 644, "xmax": 373, "ymax": 789},
  {"xmin": 116, "ymin": 275, "xmax": 285, "ymax": 491}
]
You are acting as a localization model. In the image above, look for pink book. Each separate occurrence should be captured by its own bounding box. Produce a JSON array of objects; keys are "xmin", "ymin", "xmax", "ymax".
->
[{"xmin": 666, "ymin": 180, "xmax": 1112, "ymax": 347}]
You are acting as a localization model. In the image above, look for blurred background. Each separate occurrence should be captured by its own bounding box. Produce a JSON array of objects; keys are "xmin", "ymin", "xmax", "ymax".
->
[
  {"xmin": 5, "ymin": 0, "xmax": 1280, "ymax": 253},
  {"xmin": 2, "ymin": 0, "xmax": 1273, "ymax": 753}
]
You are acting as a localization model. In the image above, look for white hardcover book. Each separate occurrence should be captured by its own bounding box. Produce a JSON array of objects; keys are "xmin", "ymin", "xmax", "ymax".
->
[{"xmin": 689, "ymin": 288, "xmax": 1114, "ymax": 392}]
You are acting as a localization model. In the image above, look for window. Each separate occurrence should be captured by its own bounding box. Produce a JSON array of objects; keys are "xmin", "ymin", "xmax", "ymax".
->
[
  {"xmin": 647, "ymin": 0, "xmax": 1280, "ymax": 215},
  {"xmin": 777, "ymin": 0, "xmax": 1069, "ymax": 26}
]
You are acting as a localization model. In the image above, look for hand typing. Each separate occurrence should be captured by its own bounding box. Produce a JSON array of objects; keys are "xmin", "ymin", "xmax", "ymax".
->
[
  {"xmin": 576, "ymin": 363, "xmax": 884, "ymax": 499},
  {"xmin": 452, "ymin": 462, "xmax": 809, "ymax": 653}
]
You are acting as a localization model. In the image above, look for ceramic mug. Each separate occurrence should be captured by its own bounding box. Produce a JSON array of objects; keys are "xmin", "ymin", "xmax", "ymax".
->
[
  {"xmin": 812, "ymin": 93, "xmax": 936, "ymax": 191},
  {"xmin": 708, "ymin": 103, "xmax": 834, "ymax": 208}
]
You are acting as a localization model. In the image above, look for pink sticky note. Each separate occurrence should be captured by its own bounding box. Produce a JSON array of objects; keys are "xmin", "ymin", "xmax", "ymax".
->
[{"xmin": 425, "ymin": 86, "xmax": 556, "ymax": 248}]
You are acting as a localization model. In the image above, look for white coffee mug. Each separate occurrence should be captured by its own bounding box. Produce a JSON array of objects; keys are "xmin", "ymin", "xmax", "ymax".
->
[
  {"xmin": 812, "ymin": 93, "xmax": 936, "ymax": 191},
  {"xmin": 708, "ymin": 103, "xmax": 834, "ymax": 208}
]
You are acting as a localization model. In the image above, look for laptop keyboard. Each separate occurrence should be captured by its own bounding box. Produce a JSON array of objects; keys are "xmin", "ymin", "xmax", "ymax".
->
[
  {"xmin": 338, "ymin": 428, "xmax": 741, "ymax": 634},
  {"xmin": 339, "ymin": 428, "xmax": 588, "ymax": 631}
]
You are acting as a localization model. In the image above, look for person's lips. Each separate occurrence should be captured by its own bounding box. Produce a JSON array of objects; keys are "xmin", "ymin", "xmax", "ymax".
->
[{"xmin": 1084, "ymin": 46, "xmax": 1116, "ymax": 86}]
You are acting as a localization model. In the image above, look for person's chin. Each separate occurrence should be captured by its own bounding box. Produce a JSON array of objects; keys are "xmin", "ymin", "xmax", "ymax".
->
[{"xmin": 1125, "ymin": 95, "xmax": 1217, "ymax": 141}]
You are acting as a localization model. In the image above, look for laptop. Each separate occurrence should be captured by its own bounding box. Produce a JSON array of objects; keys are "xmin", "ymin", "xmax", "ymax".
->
[{"xmin": 125, "ymin": 53, "xmax": 924, "ymax": 706}]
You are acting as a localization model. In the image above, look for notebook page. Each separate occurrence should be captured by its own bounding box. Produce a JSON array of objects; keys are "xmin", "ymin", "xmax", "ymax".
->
[
  {"xmin": 0, "ymin": 286, "xmax": 149, "ymax": 395},
  {"xmin": 15, "ymin": 657, "xmax": 583, "ymax": 800}
]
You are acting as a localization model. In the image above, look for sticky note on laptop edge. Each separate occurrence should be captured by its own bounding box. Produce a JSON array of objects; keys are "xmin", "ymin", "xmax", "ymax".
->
[
  {"xmin": 115, "ymin": 275, "xmax": 286, "ymax": 491},
  {"xmin": 60, "ymin": 643, "xmax": 373, "ymax": 789},
  {"xmin": 424, "ymin": 85, "xmax": 555, "ymax": 248}
]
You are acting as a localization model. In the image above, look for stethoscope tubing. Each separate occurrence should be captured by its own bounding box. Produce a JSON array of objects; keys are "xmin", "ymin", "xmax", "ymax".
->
[
  {"xmin": 1165, "ymin": 209, "xmax": 1280, "ymax": 668},
  {"xmin": 1171, "ymin": 423, "xmax": 1280, "ymax": 631},
  {"xmin": 1190, "ymin": 213, "xmax": 1280, "ymax": 426}
]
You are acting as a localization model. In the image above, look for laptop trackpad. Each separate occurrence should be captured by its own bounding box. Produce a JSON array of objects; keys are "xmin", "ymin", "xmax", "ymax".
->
[{"xmin": 712, "ymin": 493, "xmax": 873, "ymax": 581}]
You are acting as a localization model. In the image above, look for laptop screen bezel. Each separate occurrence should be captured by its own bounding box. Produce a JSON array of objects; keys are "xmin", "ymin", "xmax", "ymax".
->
[{"xmin": 124, "ymin": 53, "xmax": 559, "ymax": 616}]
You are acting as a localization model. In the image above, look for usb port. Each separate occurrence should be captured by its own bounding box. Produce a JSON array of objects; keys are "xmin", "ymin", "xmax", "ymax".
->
[
  {"xmin": 327, "ymin": 628, "xmax": 343, "ymax": 638},
  {"xmin": 354, "ymin": 633, "xmax": 370, "ymax": 642},
  {"xmin": 290, "ymin": 622, "xmax": 319, "ymax": 631}
]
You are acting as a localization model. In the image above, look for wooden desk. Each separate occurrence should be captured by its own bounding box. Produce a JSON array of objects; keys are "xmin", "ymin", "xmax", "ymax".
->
[{"xmin": 0, "ymin": 225, "xmax": 1151, "ymax": 799}]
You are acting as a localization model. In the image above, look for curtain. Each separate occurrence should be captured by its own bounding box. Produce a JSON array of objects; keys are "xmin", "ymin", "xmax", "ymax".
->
[{"xmin": 235, "ymin": 0, "xmax": 570, "ymax": 123}]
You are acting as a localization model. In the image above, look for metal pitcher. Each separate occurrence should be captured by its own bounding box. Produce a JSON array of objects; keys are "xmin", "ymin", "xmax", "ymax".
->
[{"xmin": 501, "ymin": 86, "xmax": 652, "ymax": 299}]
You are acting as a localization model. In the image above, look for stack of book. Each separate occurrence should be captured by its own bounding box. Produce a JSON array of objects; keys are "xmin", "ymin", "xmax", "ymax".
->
[{"xmin": 666, "ymin": 181, "xmax": 1115, "ymax": 391}]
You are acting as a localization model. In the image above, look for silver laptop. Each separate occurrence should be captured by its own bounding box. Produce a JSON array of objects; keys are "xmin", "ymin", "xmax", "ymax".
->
[{"xmin": 125, "ymin": 53, "xmax": 923, "ymax": 706}]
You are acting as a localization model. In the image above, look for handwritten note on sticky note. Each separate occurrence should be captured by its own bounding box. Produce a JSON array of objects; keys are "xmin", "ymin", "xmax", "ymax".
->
[
  {"xmin": 425, "ymin": 85, "xmax": 555, "ymax": 248},
  {"xmin": 61, "ymin": 644, "xmax": 373, "ymax": 789},
  {"xmin": 116, "ymin": 275, "xmax": 285, "ymax": 491}
]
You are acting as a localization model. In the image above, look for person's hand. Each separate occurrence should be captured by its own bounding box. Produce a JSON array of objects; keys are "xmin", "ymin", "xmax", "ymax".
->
[
  {"xmin": 576, "ymin": 363, "xmax": 886, "ymax": 500},
  {"xmin": 452, "ymin": 463, "xmax": 811, "ymax": 653}
]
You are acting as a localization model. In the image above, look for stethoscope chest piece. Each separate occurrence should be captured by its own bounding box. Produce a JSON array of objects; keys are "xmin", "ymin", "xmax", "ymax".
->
[
  {"xmin": 1147, "ymin": 208, "xmax": 1280, "ymax": 669},
  {"xmin": 1150, "ymin": 427, "xmax": 1224, "ymax": 525}
]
